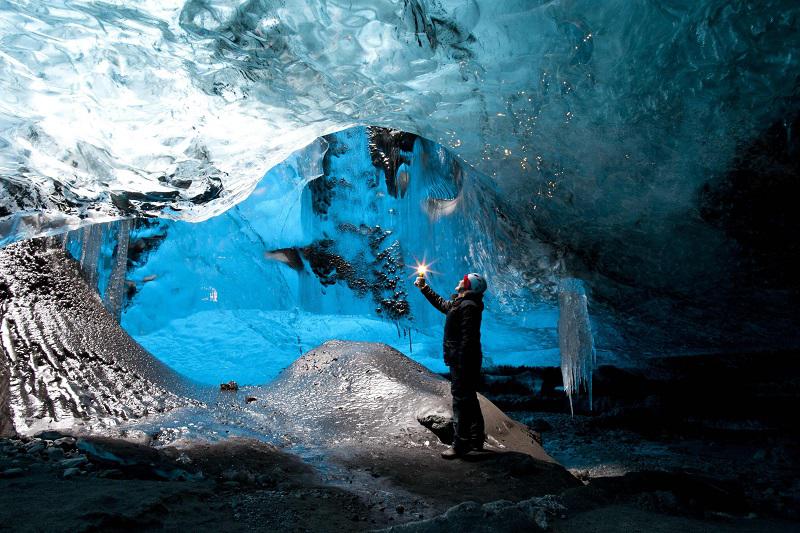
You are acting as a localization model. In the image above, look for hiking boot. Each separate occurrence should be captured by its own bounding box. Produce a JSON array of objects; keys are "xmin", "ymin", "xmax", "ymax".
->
[
  {"xmin": 440, "ymin": 446, "xmax": 467, "ymax": 459},
  {"xmin": 471, "ymin": 433, "xmax": 486, "ymax": 451}
]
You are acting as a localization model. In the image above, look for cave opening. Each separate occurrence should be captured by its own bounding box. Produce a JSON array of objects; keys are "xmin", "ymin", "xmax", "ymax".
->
[{"xmin": 58, "ymin": 126, "xmax": 567, "ymax": 386}]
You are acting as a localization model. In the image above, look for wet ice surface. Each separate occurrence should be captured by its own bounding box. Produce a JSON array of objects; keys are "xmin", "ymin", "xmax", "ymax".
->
[
  {"xmin": 119, "ymin": 339, "xmax": 554, "ymax": 459},
  {"xmin": 0, "ymin": 240, "xmax": 202, "ymax": 437},
  {"xmin": 2, "ymin": 1, "xmax": 798, "ymax": 242}
]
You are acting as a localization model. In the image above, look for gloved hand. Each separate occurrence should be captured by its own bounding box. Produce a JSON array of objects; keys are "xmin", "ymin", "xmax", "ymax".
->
[{"xmin": 414, "ymin": 276, "xmax": 426, "ymax": 289}]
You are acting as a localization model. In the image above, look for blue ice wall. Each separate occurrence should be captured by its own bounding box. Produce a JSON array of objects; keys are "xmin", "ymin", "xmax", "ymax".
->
[
  {"xmin": 120, "ymin": 128, "xmax": 564, "ymax": 385},
  {"xmin": 3, "ymin": 1, "xmax": 799, "ymax": 359}
]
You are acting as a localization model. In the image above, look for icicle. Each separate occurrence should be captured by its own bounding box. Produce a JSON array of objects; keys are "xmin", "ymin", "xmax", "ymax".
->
[
  {"xmin": 79, "ymin": 224, "xmax": 103, "ymax": 291},
  {"xmin": 103, "ymin": 219, "xmax": 131, "ymax": 321},
  {"xmin": 557, "ymin": 278, "xmax": 596, "ymax": 416}
]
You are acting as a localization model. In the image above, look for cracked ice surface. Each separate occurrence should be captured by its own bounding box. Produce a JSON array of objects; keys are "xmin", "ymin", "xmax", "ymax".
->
[{"xmin": 2, "ymin": 0, "xmax": 798, "ymax": 246}]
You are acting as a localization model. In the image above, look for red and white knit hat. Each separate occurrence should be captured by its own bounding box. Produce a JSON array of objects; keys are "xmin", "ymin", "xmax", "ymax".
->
[{"xmin": 462, "ymin": 273, "xmax": 487, "ymax": 294}]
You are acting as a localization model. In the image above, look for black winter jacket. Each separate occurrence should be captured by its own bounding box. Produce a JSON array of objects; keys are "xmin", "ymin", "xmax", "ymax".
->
[{"xmin": 420, "ymin": 285, "xmax": 484, "ymax": 367}]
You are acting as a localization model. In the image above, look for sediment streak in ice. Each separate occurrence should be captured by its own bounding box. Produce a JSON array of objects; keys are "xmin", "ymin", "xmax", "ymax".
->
[{"xmin": 102, "ymin": 220, "xmax": 132, "ymax": 322}]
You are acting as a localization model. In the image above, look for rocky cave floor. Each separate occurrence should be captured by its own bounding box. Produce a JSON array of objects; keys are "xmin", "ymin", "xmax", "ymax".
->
[{"xmin": 1, "ymin": 351, "xmax": 799, "ymax": 532}]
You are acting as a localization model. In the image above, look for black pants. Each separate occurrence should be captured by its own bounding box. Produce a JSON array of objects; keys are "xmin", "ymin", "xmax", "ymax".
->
[{"xmin": 449, "ymin": 355, "xmax": 485, "ymax": 452}]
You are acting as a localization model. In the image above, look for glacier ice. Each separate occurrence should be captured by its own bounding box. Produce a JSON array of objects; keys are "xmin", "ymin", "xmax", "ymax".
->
[
  {"xmin": 2, "ymin": 0, "xmax": 799, "ymax": 245},
  {"xmin": 557, "ymin": 278, "xmax": 595, "ymax": 415},
  {"xmin": 119, "ymin": 127, "xmax": 563, "ymax": 384},
  {"xmin": 78, "ymin": 224, "xmax": 103, "ymax": 290},
  {"xmin": 0, "ymin": 239, "xmax": 197, "ymax": 436},
  {"xmin": 59, "ymin": 219, "xmax": 134, "ymax": 321},
  {"xmin": 102, "ymin": 219, "xmax": 132, "ymax": 321},
  {"xmin": 2, "ymin": 0, "xmax": 800, "ymax": 359}
]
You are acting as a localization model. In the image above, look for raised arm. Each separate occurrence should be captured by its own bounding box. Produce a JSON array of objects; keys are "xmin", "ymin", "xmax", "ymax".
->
[{"xmin": 419, "ymin": 283, "xmax": 452, "ymax": 314}]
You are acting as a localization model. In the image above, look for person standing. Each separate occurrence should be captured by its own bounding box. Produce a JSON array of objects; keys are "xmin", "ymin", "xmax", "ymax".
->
[{"xmin": 415, "ymin": 272, "xmax": 487, "ymax": 459}]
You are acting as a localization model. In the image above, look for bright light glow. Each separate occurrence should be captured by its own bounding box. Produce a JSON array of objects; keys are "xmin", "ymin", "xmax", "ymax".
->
[{"xmin": 409, "ymin": 257, "xmax": 440, "ymax": 280}]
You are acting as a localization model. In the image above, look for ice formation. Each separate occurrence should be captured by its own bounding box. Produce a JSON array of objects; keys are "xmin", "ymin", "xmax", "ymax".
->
[
  {"xmin": 103, "ymin": 219, "xmax": 131, "ymax": 320},
  {"xmin": 1, "ymin": 1, "xmax": 800, "ymax": 357},
  {"xmin": 0, "ymin": 239, "xmax": 197, "ymax": 436},
  {"xmin": 119, "ymin": 127, "xmax": 562, "ymax": 384},
  {"xmin": 558, "ymin": 278, "xmax": 595, "ymax": 416},
  {"xmin": 1, "ymin": 236, "xmax": 563, "ymax": 461},
  {"xmin": 60, "ymin": 219, "xmax": 133, "ymax": 321},
  {"xmin": 1, "ymin": 1, "xmax": 798, "ymax": 240}
]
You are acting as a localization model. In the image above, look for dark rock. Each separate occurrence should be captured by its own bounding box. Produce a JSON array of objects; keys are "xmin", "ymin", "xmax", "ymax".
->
[
  {"xmin": 589, "ymin": 471, "xmax": 750, "ymax": 516},
  {"xmin": 166, "ymin": 469, "xmax": 197, "ymax": 481},
  {"xmin": 635, "ymin": 490, "xmax": 680, "ymax": 514},
  {"xmin": 96, "ymin": 469, "xmax": 124, "ymax": 479},
  {"xmin": 246, "ymin": 396, "xmax": 258, "ymax": 403},
  {"xmin": 45, "ymin": 446, "xmax": 65, "ymax": 461},
  {"xmin": 265, "ymin": 248, "xmax": 305, "ymax": 271},
  {"xmin": 34, "ymin": 430, "xmax": 71, "ymax": 441},
  {"xmin": 529, "ymin": 419, "xmax": 553, "ymax": 433},
  {"xmin": 175, "ymin": 453, "xmax": 192, "ymax": 465},
  {"xmin": 366, "ymin": 127, "xmax": 417, "ymax": 197},
  {"xmin": 53, "ymin": 436, "xmax": 77, "ymax": 449},
  {"xmin": 60, "ymin": 456, "xmax": 88, "ymax": 469},
  {"xmin": 62, "ymin": 467, "xmax": 81, "ymax": 479},
  {"xmin": 222, "ymin": 469, "xmax": 256, "ymax": 484},
  {"xmin": 417, "ymin": 414, "xmax": 454, "ymax": 445},
  {"xmin": 76, "ymin": 437, "xmax": 183, "ymax": 481},
  {"xmin": 220, "ymin": 381, "xmax": 239, "ymax": 391},
  {"xmin": 379, "ymin": 496, "xmax": 565, "ymax": 532},
  {"xmin": 25, "ymin": 442, "xmax": 45, "ymax": 455},
  {"xmin": 0, "ymin": 467, "xmax": 24, "ymax": 478}
]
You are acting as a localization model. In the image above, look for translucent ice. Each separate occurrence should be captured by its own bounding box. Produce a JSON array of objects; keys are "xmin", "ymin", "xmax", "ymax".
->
[
  {"xmin": 61, "ymin": 219, "xmax": 134, "ymax": 321},
  {"xmin": 2, "ymin": 0, "xmax": 799, "ymax": 358},
  {"xmin": 103, "ymin": 220, "xmax": 132, "ymax": 321},
  {"xmin": 558, "ymin": 278, "xmax": 595, "ymax": 415},
  {"xmin": 1, "ymin": 0, "xmax": 798, "ymax": 248}
]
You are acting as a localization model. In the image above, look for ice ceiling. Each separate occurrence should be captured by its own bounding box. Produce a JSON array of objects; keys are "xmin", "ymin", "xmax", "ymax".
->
[{"xmin": 2, "ymin": 0, "xmax": 800, "ymax": 354}]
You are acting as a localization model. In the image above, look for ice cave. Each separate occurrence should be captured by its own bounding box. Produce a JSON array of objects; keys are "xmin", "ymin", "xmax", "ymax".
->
[{"xmin": 1, "ymin": 1, "xmax": 799, "ymax": 531}]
